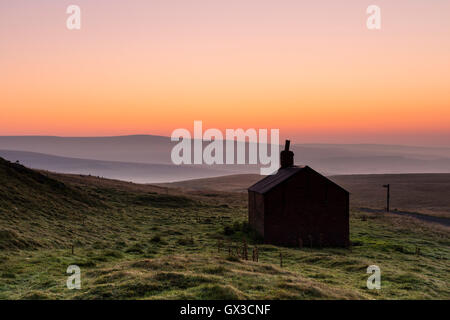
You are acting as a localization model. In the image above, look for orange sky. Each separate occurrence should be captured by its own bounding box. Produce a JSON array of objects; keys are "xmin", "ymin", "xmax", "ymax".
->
[{"xmin": 1, "ymin": 1, "xmax": 449, "ymax": 145}]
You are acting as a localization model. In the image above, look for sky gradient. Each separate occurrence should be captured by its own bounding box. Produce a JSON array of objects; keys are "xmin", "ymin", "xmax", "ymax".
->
[{"xmin": 1, "ymin": 1, "xmax": 449, "ymax": 146}]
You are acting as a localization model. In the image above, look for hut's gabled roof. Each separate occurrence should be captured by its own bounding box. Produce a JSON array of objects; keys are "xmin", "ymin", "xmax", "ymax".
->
[
  {"xmin": 248, "ymin": 166, "xmax": 306, "ymax": 194},
  {"xmin": 248, "ymin": 165, "xmax": 349, "ymax": 195}
]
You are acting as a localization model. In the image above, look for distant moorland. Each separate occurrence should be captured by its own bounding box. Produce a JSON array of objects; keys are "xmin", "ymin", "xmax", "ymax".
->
[
  {"xmin": 1, "ymin": 136, "xmax": 450, "ymax": 183},
  {"xmin": 161, "ymin": 173, "xmax": 450, "ymax": 219}
]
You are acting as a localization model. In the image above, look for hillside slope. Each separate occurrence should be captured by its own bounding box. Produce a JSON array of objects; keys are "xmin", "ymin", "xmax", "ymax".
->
[
  {"xmin": 0, "ymin": 157, "xmax": 104, "ymax": 249},
  {"xmin": 0, "ymin": 157, "xmax": 195, "ymax": 250}
]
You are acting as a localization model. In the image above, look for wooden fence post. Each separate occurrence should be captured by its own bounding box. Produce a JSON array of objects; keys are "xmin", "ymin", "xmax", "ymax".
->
[{"xmin": 243, "ymin": 239, "xmax": 248, "ymax": 260}]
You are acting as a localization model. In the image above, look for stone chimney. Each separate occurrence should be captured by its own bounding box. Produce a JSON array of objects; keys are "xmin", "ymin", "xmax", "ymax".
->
[{"xmin": 280, "ymin": 140, "xmax": 294, "ymax": 168}]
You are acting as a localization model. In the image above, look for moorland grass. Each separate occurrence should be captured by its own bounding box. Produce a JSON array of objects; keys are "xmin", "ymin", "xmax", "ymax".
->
[{"xmin": 0, "ymin": 158, "xmax": 448, "ymax": 299}]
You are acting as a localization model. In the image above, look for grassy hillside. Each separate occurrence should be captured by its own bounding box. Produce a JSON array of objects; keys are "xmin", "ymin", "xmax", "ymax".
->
[
  {"xmin": 0, "ymin": 157, "xmax": 104, "ymax": 249},
  {"xmin": 0, "ymin": 158, "xmax": 449, "ymax": 299}
]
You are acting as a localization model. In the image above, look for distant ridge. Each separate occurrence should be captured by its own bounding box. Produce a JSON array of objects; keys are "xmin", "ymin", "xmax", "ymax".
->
[
  {"xmin": 0, "ymin": 150, "xmax": 235, "ymax": 183},
  {"xmin": 0, "ymin": 135, "xmax": 450, "ymax": 182}
]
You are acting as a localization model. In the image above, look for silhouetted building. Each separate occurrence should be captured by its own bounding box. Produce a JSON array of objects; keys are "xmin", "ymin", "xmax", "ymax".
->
[{"xmin": 248, "ymin": 140, "xmax": 349, "ymax": 247}]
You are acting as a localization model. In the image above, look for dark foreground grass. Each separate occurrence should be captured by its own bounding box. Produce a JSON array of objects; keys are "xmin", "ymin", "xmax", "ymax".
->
[
  {"xmin": 1, "ymin": 207, "xmax": 448, "ymax": 300},
  {"xmin": 0, "ymin": 158, "xmax": 449, "ymax": 299}
]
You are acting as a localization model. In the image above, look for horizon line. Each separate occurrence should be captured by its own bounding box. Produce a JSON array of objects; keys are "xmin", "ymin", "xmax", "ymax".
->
[{"xmin": 0, "ymin": 134, "xmax": 449, "ymax": 149}]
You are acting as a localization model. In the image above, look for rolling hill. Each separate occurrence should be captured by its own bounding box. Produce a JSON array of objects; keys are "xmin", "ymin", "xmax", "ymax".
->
[{"xmin": 0, "ymin": 150, "xmax": 235, "ymax": 183}]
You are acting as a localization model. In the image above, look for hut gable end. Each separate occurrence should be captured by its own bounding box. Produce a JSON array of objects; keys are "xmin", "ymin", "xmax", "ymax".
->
[{"xmin": 247, "ymin": 140, "xmax": 350, "ymax": 247}]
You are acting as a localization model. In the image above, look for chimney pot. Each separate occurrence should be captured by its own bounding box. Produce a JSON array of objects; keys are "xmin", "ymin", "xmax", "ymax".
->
[
  {"xmin": 280, "ymin": 140, "xmax": 294, "ymax": 168},
  {"xmin": 285, "ymin": 140, "xmax": 290, "ymax": 151}
]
